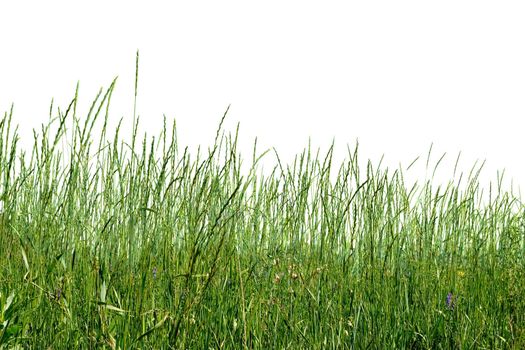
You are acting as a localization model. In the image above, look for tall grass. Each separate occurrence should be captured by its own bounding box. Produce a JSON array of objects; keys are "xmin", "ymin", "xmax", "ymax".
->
[{"xmin": 1, "ymin": 68, "xmax": 524, "ymax": 348}]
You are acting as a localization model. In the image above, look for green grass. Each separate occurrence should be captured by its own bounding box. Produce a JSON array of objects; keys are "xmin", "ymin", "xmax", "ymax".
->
[{"xmin": 1, "ymin": 67, "xmax": 525, "ymax": 348}]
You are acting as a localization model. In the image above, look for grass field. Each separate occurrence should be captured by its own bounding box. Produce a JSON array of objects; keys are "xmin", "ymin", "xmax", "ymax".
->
[{"xmin": 1, "ymin": 70, "xmax": 525, "ymax": 348}]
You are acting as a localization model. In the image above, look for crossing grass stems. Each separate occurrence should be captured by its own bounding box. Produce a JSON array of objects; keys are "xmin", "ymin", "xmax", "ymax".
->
[{"xmin": 0, "ymin": 58, "xmax": 524, "ymax": 349}]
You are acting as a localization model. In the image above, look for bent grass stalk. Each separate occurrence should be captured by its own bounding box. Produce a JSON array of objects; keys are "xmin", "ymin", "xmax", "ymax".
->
[{"xmin": 0, "ymin": 74, "xmax": 524, "ymax": 348}]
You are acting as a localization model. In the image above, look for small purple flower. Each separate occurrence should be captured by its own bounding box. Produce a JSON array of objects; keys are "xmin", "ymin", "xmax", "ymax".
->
[
  {"xmin": 446, "ymin": 292, "xmax": 455, "ymax": 310},
  {"xmin": 152, "ymin": 267, "xmax": 157, "ymax": 279}
]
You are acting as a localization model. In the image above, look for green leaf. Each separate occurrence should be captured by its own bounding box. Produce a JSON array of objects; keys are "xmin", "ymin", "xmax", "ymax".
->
[
  {"xmin": 100, "ymin": 281, "xmax": 107, "ymax": 303},
  {"xmin": 135, "ymin": 313, "xmax": 169, "ymax": 342},
  {"xmin": 3, "ymin": 292, "xmax": 14, "ymax": 315}
]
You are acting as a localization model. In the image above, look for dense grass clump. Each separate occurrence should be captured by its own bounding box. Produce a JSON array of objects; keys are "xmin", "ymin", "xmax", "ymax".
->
[{"xmin": 1, "ymin": 79, "xmax": 525, "ymax": 348}]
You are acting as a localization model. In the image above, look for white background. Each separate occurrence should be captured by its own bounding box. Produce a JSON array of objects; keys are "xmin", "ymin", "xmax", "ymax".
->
[{"xmin": 1, "ymin": 1, "xmax": 524, "ymax": 194}]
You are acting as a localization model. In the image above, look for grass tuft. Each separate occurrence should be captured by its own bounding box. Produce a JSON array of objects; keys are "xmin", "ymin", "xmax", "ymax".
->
[{"xmin": 1, "ymin": 74, "xmax": 524, "ymax": 349}]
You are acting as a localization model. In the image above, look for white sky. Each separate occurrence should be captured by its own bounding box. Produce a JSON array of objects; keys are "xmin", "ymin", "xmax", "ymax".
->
[{"xmin": 1, "ymin": 1, "xmax": 524, "ymax": 195}]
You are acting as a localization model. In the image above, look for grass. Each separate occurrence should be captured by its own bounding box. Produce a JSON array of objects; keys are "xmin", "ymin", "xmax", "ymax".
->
[{"xmin": 1, "ymin": 61, "xmax": 525, "ymax": 349}]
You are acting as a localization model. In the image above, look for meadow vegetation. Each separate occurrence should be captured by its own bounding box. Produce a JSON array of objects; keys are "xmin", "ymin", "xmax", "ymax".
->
[{"xmin": 1, "ymin": 67, "xmax": 524, "ymax": 348}]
